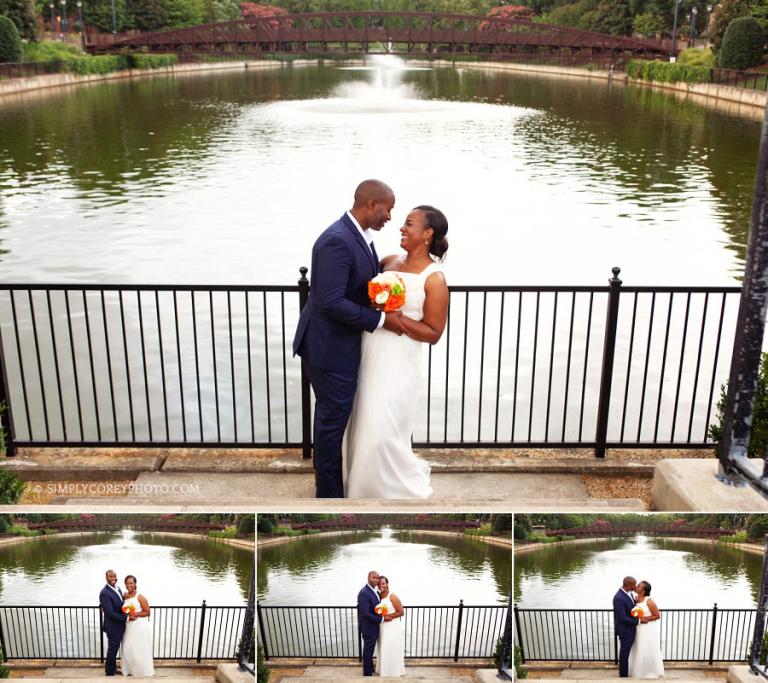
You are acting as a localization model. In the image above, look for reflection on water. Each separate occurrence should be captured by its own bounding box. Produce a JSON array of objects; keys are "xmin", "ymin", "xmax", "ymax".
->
[
  {"xmin": 0, "ymin": 61, "xmax": 759, "ymax": 285},
  {"xmin": 258, "ymin": 528, "xmax": 510, "ymax": 605},
  {"xmin": 515, "ymin": 536, "xmax": 762, "ymax": 608},
  {"xmin": 0, "ymin": 530, "xmax": 252, "ymax": 605}
]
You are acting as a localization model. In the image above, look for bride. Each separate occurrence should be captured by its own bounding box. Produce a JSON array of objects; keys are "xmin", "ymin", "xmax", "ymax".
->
[
  {"xmin": 629, "ymin": 580, "xmax": 664, "ymax": 679},
  {"xmin": 376, "ymin": 576, "xmax": 405, "ymax": 677},
  {"xmin": 121, "ymin": 575, "xmax": 155, "ymax": 677},
  {"xmin": 344, "ymin": 205, "xmax": 449, "ymax": 498}
]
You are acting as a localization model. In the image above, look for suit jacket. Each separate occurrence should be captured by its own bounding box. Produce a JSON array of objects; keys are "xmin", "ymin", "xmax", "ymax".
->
[
  {"xmin": 100, "ymin": 584, "xmax": 126, "ymax": 637},
  {"xmin": 357, "ymin": 584, "xmax": 381, "ymax": 639},
  {"xmin": 613, "ymin": 589, "xmax": 639, "ymax": 638},
  {"xmin": 293, "ymin": 213, "xmax": 381, "ymax": 373}
]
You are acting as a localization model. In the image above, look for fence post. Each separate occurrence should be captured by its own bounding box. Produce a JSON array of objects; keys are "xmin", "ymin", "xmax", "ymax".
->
[
  {"xmin": 257, "ymin": 603, "xmax": 269, "ymax": 660},
  {"xmin": 298, "ymin": 267, "xmax": 312, "ymax": 460},
  {"xmin": 594, "ymin": 266, "xmax": 622, "ymax": 458},
  {"xmin": 99, "ymin": 607, "xmax": 104, "ymax": 663},
  {"xmin": 196, "ymin": 600, "xmax": 207, "ymax": 663},
  {"xmin": 513, "ymin": 605, "xmax": 525, "ymax": 664},
  {"xmin": 0, "ymin": 328, "xmax": 17, "ymax": 457},
  {"xmin": 358, "ymin": 629, "xmax": 363, "ymax": 662},
  {"xmin": 0, "ymin": 610, "xmax": 7, "ymax": 662},
  {"xmin": 453, "ymin": 599, "xmax": 464, "ymax": 662},
  {"xmin": 709, "ymin": 603, "xmax": 718, "ymax": 665}
]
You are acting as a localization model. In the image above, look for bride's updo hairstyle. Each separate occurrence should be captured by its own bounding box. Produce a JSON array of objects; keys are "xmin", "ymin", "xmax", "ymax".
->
[
  {"xmin": 414, "ymin": 205, "xmax": 449, "ymax": 261},
  {"xmin": 125, "ymin": 575, "xmax": 137, "ymax": 586},
  {"xmin": 639, "ymin": 581, "xmax": 651, "ymax": 596},
  {"xmin": 379, "ymin": 575, "xmax": 389, "ymax": 586}
]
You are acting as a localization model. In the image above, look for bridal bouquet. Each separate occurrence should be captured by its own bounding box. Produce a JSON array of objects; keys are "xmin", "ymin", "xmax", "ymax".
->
[
  {"xmin": 368, "ymin": 272, "xmax": 406, "ymax": 312},
  {"xmin": 374, "ymin": 602, "xmax": 389, "ymax": 616},
  {"xmin": 122, "ymin": 604, "xmax": 136, "ymax": 615},
  {"xmin": 631, "ymin": 606, "xmax": 645, "ymax": 619}
]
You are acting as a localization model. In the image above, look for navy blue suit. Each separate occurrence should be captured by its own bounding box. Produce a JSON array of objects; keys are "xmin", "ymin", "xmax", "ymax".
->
[
  {"xmin": 613, "ymin": 589, "xmax": 639, "ymax": 677},
  {"xmin": 357, "ymin": 584, "xmax": 382, "ymax": 676},
  {"xmin": 100, "ymin": 584, "xmax": 126, "ymax": 676},
  {"xmin": 293, "ymin": 213, "xmax": 381, "ymax": 497}
]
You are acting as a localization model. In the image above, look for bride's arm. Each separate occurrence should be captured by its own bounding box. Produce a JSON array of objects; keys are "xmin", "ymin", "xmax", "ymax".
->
[
  {"xmin": 641, "ymin": 599, "xmax": 661, "ymax": 623},
  {"xmin": 133, "ymin": 595, "xmax": 151, "ymax": 619},
  {"xmin": 384, "ymin": 594, "xmax": 405, "ymax": 622},
  {"xmin": 400, "ymin": 273, "xmax": 449, "ymax": 344}
]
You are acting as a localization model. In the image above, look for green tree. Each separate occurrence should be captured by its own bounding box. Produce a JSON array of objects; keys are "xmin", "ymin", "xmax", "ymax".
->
[
  {"xmin": 709, "ymin": 0, "xmax": 751, "ymax": 52},
  {"xmin": 591, "ymin": 0, "xmax": 633, "ymax": 35},
  {"xmin": 203, "ymin": 0, "xmax": 240, "ymax": 22},
  {"xmin": 163, "ymin": 0, "xmax": 204, "ymax": 27},
  {"xmin": 492, "ymin": 514, "xmax": 512, "ymax": 534},
  {"xmin": 633, "ymin": 10, "xmax": 664, "ymax": 36},
  {"xmin": 748, "ymin": 515, "xmax": 768, "ymax": 540},
  {"xmin": 83, "ymin": 0, "xmax": 130, "ymax": 32},
  {"xmin": 237, "ymin": 515, "xmax": 255, "ymax": 537},
  {"xmin": 257, "ymin": 515, "xmax": 275, "ymax": 534},
  {"xmin": 129, "ymin": 0, "xmax": 166, "ymax": 30},
  {"xmin": 718, "ymin": 15, "xmax": 766, "ymax": 68},
  {"xmin": 0, "ymin": 16, "xmax": 21, "ymax": 63},
  {"xmin": 0, "ymin": 0, "xmax": 36, "ymax": 40},
  {"xmin": 753, "ymin": 0, "xmax": 768, "ymax": 38}
]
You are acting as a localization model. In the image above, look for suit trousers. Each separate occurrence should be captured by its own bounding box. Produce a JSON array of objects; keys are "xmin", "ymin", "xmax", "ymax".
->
[
  {"xmin": 306, "ymin": 364, "xmax": 358, "ymax": 498},
  {"xmin": 105, "ymin": 630, "xmax": 122, "ymax": 675},
  {"xmin": 361, "ymin": 631, "xmax": 378, "ymax": 676},
  {"xmin": 617, "ymin": 631, "xmax": 636, "ymax": 677}
]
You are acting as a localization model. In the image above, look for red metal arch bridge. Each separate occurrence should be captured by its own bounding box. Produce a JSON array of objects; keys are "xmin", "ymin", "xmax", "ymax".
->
[
  {"xmin": 21, "ymin": 518, "xmax": 227, "ymax": 533},
  {"xmin": 544, "ymin": 524, "xmax": 735, "ymax": 539},
  {"xmin": 85, "ymin": 11, "xmax": 667, "ymax": 60}
]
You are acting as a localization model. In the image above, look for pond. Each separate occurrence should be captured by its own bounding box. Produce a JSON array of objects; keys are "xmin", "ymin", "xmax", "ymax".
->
[{"xmin": 0, "ymin": 59, "xmax": 759, "ymax": 287}]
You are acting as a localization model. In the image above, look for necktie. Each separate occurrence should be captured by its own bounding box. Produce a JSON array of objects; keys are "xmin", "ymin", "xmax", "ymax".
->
[{"xmin": 370, "ymin": 240, "xmax": 379, "ymax": 274}]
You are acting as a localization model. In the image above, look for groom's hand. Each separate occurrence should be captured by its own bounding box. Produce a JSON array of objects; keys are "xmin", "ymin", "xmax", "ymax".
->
[{"xmin": 383, "ymin": 311, "xmax": 406, "ymax": 335}]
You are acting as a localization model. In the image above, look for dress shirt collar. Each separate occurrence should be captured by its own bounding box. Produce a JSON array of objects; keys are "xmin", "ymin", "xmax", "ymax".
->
[{"xmin": 347, "ymin": 211, "xmax": 375, "ymax": 246}]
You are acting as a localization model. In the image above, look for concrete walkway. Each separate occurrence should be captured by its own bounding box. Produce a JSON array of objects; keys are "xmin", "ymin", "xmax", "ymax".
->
[
  {"xmin": 266, "ymin": 664, "xmax": 495, "ymax": 681},
  {"xmin": 10, "ymin": 664, "xmax": 251, "ymax": 683}
]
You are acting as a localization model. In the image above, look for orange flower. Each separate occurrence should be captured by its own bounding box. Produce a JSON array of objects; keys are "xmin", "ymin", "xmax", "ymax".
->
[
  {"xmin": 368, "ymin": 273, "xmax": 406, "ymax": 313},
  {"xmin": 374, "ymin": 603, "xmax": 389, "ymax": 616},
  {"xmin": 122, "ymin": 604, "xmax": 136, "ymax": 614},
  {"xmin": 631, "ymin": 606, "xmax": 644, "ymax": 618}
]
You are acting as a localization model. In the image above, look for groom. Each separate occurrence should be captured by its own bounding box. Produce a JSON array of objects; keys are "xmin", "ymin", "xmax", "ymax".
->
[
  {"xmin": 357, "ymin": 570, "xmax": 383, "ymax": 677},
  {"xmin": 99, "ymin": 569, "xmax": 127, "ymax": 676},
  {"xmin": 613, "ymin": 576, "xmax": 641, "ymax": 678},
  {"xmin": 293, "ymin": 179, "xmax": 406, "ymax": 498}
]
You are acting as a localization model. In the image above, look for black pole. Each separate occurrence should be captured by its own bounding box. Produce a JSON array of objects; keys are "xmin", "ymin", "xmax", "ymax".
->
[
  {"xmin": 671, "ymin": 0, "xmax": 680, "ymax": 58},
  {"xmin": 595, "ymin": 267, "xmax": 622, "ymax": 458},
  {"xmin": 257, "ymin": 603, "xmax": 269, "ymax": 661},
  {"xmin": 749, "ymin": 535, "xmax": 768, "ymax": 673},
  {"xmin": 497, "ymin": 595, "xmax": 513, "ymax": 680},
  {"xmin": 513, "ymin": 605, "xmax": 526, "ymax": 664},
  {"xmin": 238, "ymin": 570, "xmax": 255, "ymax": 672},
  {"xmin": 453, "ymin": 599, "xmax": 464, "ymax": 662},
  {"xmin": 196, "ymin": 600, "xmax": 207, "ymax": 663},
  {"xmin": 716, "ymin": 96, "xmax": 768, "ymax": 495},
  {"xmin": 0, "ymin": 609, "xmax": 8, "ymax": 662},
  {"xmin": 0, "ymin": 327, "xmax": 16, "ymax": 457},
  {"xmin": 298, "ymin": 267, "xmax": 312, "ymax": 459},
  {"xmin": 99, "ymin": 607, "xmax": 104, "ymax": 663},
  {"xmin": 708, "ymin": 603, "xmax": 718, "ymax": 665}
]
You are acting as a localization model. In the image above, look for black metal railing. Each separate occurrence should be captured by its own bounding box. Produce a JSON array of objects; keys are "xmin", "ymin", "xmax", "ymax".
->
[
  {"xmin": 514, "ymin": 605, "xmax": 756, "ymax": 663},
  {"xmin": 711, "ymin": 67, "xmax": 768, "ymax": 92},
  {"xmin": 0, "ymin": 603, "xmax": 246, "ymax": 661},
  {"xmin": 0, "ymin": 271, "xmax": 740, "ymax": 457},
  {"xmin": 257, "ymin": 602, "xmax": 507, "ymax": 660}
]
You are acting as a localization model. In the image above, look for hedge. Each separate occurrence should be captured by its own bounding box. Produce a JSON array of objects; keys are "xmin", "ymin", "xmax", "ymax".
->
[
  {"xmin": 0, "ymin": 15, "xmax": 22, "ymax": 63},
  {"xmin": 626, "ymin": 59, "xmax": 711, "ymax": 84},
  {"xmin": 719, "ymin": 16, "xmax": 766, "ymax": 70},
  {"xmin": 66, "ymin": 55, "xmax": 128, "ymax": 75},
  {"xmin": 128, "ymin": 53, "xmax": 177, "ymax": 69}
]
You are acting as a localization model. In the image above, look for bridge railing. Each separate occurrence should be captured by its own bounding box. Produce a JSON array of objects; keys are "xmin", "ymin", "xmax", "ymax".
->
[
  {"xmin": 0, "ymin": 272, "xmax": 740, "ymax": 457},
  {"xmin": 514, "ymin": 605, "xmax": 755, "ymax": 663},
  {"xmin": 257, "ymin": 602, "xmax": 507, "ymax": 660},
  {"xmin": 0, "ymin": 603, "xmax": 247, "ymax": 660}
]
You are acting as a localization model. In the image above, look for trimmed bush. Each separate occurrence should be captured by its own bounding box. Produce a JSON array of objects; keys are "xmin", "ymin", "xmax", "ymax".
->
[
  {"xmin": 128, "ymin": 53, "xmax": 177, "ymax": 69},
  {"xmin": 66, "ymin": 55, "xmax": 126, "ymax": 75},
  {"xmin": 0, "ymin": 15, "xmax": 22, "ymax": 63},
  {"xmin": 22, "ymin": 41, "xmax": 82, "ymax": 62},
  {"xmin": 719, "ymin": 16, "xmax": 766, "ymax": 70},
  {"xmin": 237, "ymin": 515, "xmax": 255, "ymax": 537},
  {"xmin": 0, "ymin": 471, "xmax": 23, "ymax": 504},
  {"xmin": 677, "ymin": 48, "xmax": 716, "ymax": 67},
  {"xmin": 626, "ymin": 59, "xmax": 711, "ymax": 84},
  {"xmin": 749, "ymin": 516, "xmax": 768, "ymax": 540}
]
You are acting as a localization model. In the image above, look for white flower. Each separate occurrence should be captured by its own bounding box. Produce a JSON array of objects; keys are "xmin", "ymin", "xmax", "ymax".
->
[
  {"xmin": 372, "ymin": 272, "xmax": 400, "ymax": 285},
  {"xmin": 375, "ymin": 291, "xmax": 390, "ymax": 304}
]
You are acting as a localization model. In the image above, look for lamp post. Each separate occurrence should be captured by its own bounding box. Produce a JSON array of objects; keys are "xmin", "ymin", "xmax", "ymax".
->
[
  {"xmin": 706, "ymin": 4, "xmax": 713, "ymax": 40},
  {"xmin": 111, "ymin": 0, "xmax": 116, "ymax": 33},
  {"xmin": 690, "ymin": 6, "xmax": 698, "ymax": 48},
  {"xmin": 670, "ymin": 0, "xmax": 681, "ymax": 60},
  {"xmin": 76, "ymin": 0, "xmax": 82, "ymax": 32},
  {"xmin": 60, "ymin": 0, "xmax": 67, "ymax": 34},
  {"xmin": 49, "ymin": 1, "xmax": 55, "ymax": 34}
]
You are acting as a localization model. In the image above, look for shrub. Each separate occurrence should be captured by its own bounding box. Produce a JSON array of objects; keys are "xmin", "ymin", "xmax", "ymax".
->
[
  {"xmin": 209, "ymin": 526, "xmax": 237, "ymax": 539},
  {"xmin": 492, "ymin": 514, "xmax": 512, "ymax": 534},
  {"xmin": 0, "ymin": 471, "xmax": 23, "ymax": 505},
  {"xmin": 719, "ymin": 16, "xmax": 766, "ymax": 70},
  {"xmin": 710, "ymin": 0, "xmax": 752, "ymax": 53},
  {"xmin": 128, "ymin": 53, "xmax": 177, "ymax": 69},
  {"xmin": 515, "ymin": 645, "xmax": 528, "ymax": 678},
  {"xmin": 626, "ymin": 59, "xmax": 711, "ymax": 84},
  {"xmin": 749, "ymin": 516, "xmax": 768, "ymax": 540},
  {"xmin": 22, "ymin": 41, "xmax": 82, "ymax": 62},
  {"xmin": 8, "ymin": 524, "xmax": 39, "ymax": 536},
  {"xmin": 494, "ymin": 634, "xmax": 511, "ymax": 671},
  {"xmin": 709, "ymin": 353, "xmax": 768, "ymax": 460},
  {"xmin": 257, "ymin": 515, "xmax": 274, "ymax": 534},
  {"xmin": 0, "ymin": 15, "xmax": 22, "ymax": 63},
  {"xmin": 720, "ymin": 530, "xmax": 748, "ymax": 543},
  {"xmin": 257, "ymin": 642, "xmax": 269, "ymax": 683},
  {"xmin": 237, "ymin": 515, "xmax": 255, "ymax": 537},
  {"xmin": 677, "ymin": 48, "xmax": 716, "ymax": 67},
  {"xmin": 66, "ymin": 55, "xmax": 126, "ymax": 75}
]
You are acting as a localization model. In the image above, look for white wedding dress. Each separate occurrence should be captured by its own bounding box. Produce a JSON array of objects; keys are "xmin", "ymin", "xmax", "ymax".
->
[
  {"xmin": 376, "ymin": 595, "xmax": 405, "ymax": 677},
  {"xmin": 343, "ymin": 264, "xmax": 441, "ymax": 498},
  {"xmin": 628, "ymin": 598, "xmax": 664, "ymax": 679},
  {"xmin": 121, "ymin": 595, "xmax": 155, "ymax": 677}
]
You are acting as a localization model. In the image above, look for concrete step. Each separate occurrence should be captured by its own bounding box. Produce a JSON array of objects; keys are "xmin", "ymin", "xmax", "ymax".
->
[
  {"xmin": 294, "ymin": 666, "xmax": 472, "ymax": 678},
  {"xmin": 44, "ymin": 471, "xmax": 645, "ymax": 510},
  {"xmin": 39, "ymin": 667, "xmax": 212, "ymax": 678}
]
